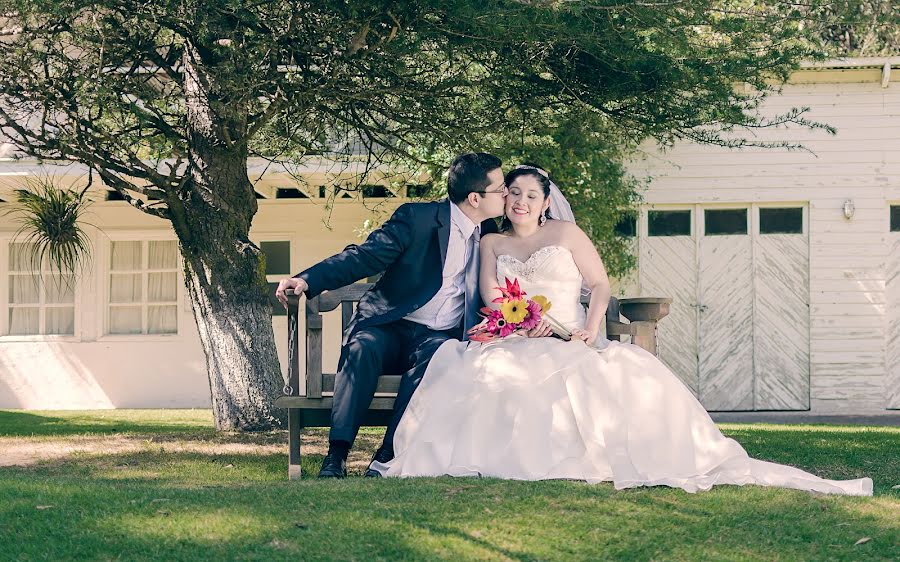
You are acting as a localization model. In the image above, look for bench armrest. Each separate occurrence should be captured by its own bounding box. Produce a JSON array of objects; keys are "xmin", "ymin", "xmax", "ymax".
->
[{"xmin": 284, "ymin": 289, "xmax": 324, "ymax": 398}]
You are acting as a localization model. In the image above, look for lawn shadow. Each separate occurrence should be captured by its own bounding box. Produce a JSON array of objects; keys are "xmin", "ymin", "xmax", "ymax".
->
[{"xmin": 0, "ymin": 409, "xmax": 214, "ymax": 437}]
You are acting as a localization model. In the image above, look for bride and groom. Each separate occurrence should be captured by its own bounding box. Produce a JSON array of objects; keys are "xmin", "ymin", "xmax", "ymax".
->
[{"xmin": 275, "ymin": 153, "xmax": 872, "ymax": 496}]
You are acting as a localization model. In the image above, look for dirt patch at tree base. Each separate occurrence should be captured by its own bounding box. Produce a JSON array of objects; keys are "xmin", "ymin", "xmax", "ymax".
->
[{"xmin": 0, "ymin": 431, "xmax": 380, "ymax": 471}]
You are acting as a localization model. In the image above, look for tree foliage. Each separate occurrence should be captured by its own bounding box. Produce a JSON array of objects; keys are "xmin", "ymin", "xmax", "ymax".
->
[
  {"xmin": 0, "ymin": 0, "xmax": 843, "ymax": 427},
  {"xmin": 801, "ymin": 1, "xmax": 899, "ymax": 56}
]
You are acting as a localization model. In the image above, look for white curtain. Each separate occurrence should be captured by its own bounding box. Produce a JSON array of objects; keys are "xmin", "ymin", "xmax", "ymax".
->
[
  {"xmin": 9, "ymin": 308, "xmax": 39, "ymax": 335},
  {"xmin": 147, "ymin": 241, "xmax": 177, "ymax": 334},
  {"xmin": 7, "ymin": 243, "xmax": 75, "ymax": 335},
  {"xmin": 10, "ymin": 274, "xmax": 40, "ymax": 303},
  {"xmin": 46, "ymin": 308, "xmax": 75, "ymax": 335},
  {"xmin": 111, "ymin": 241, "xmax": 142, "ymax": 270},
  {"xmin": 149, "ymin": 240, "xmax": 177, "ymax": 269},
  {"xmin": 44, "ymin": 274, "xmax": 75, "ymax": 335},
  {"xmin": 108, "ymin": 240, "xmax": 178, "ymax": 334}
]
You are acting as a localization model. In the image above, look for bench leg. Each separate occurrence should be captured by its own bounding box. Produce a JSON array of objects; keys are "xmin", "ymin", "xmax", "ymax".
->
[{"xmin": 288, "ymin": 408, "xmax": 302, "ymax": 480}]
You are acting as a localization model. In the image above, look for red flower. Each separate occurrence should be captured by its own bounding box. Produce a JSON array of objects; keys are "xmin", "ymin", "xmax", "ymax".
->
[{"xmin": 492, "ymin": 277, "xmax": 526, "ymax": 303}]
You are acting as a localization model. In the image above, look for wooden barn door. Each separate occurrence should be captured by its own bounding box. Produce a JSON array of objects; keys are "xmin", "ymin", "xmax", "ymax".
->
[
  {"xmin": 888, "ymin": 205, "xmax": 900, "ymax": 409},
  {"xmin": 697, "ymin": 208, "xmax": 754, "ymax": 410},
  {"xmin": 753, "ymin": 207, "xmax": 809, "ymax": 410},
  {"xmin": 639, "ymin": 204, "xmax": 810, "ymax": 411},
  {"xmin": 639, "ymin": 208, "xmax": 699, "ymax": 395}
]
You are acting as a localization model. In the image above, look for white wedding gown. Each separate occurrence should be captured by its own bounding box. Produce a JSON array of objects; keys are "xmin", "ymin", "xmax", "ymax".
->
[{"xmin": 373, "ymin": 245, "xmax": 872, "ymax": 495}]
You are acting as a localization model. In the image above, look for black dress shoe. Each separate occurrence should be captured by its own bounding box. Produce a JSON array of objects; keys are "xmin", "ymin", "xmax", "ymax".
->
[
  {"xmin": 318, "ymin": 453, "xmax": 347, "ymax": 479},
  {"xmin": 364, "ymin": 446, "xmax": 394, "ymax": 478}
]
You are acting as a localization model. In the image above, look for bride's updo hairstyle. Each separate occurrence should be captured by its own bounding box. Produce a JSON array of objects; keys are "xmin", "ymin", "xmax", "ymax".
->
[
  {"xmin": 501, "ymin": 163, "xmax": 554, "ymax": 231},
  {"xmin": 447, "ymin": 152, "xmax": 503, "ymax": 203}
]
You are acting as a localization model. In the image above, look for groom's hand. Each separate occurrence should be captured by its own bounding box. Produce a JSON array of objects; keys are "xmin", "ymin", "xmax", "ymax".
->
[{"xmin": 275, "ymin": 277, "xmax": 308, "ymax": 310}]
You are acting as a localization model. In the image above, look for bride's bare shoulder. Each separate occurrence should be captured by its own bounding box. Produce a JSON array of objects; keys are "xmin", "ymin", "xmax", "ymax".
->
[
  {"xmin": 481, "ymin": 232, "xmax": 508, "ymax": 246},
  {"xmin": 546, "ymin": 219, "xmax": 585, "ymax": 238}
]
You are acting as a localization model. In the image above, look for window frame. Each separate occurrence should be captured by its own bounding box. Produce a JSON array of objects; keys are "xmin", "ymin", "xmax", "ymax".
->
[
  {"xmin": 754, "ymin": 203, "xmax": 808, "ymax": 237},
  {"xmin": 98, "ymin": 233, "xmax": 182, "ymax": 342},
  {"xmin": 0, "ymin": 237, "xmax": 82, "ymax": 342},
  {"xmin": 645, "ymin": 207, "xmax": 694, "ymax": 238},
  {"xmin": 703, "ymin": 207, "xmax": 749, "ymax": 237}
]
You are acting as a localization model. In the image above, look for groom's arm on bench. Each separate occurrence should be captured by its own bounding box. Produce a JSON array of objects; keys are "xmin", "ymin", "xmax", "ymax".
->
[{"xmin": 294, "ymin": 203, "xmax": 414, "ymax": 298}]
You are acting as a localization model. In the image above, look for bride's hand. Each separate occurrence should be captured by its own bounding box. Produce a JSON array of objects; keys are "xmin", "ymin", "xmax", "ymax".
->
[
  {"xmin": 523, "ymin": 320, "xmax": 553, "ymax": 338},
  {"xmin": 570, "ymin": 328, "xmax": 596, "ymax": 344}
]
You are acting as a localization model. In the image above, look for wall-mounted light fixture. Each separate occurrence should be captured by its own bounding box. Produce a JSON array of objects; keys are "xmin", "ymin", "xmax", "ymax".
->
[{"xmin": 842, "ymin": 199, "xmax": 855, "ymax": 220}]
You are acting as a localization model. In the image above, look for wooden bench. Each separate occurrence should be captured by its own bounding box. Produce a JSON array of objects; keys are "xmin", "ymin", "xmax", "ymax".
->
[{"xmin": 274, "ymin": 283, "xmax": 671, "ymax": 479}]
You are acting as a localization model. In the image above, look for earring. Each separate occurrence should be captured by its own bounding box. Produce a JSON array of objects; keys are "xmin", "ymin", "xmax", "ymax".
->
[{"xmin": 539, "ymin": 212, "xmax": 547, "ymax": 227}]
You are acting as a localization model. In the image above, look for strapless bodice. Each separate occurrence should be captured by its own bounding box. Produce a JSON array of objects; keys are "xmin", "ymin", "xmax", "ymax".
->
[{"xmin": 496, "ymin": 245, "xmax": 586, "ymax": 331}]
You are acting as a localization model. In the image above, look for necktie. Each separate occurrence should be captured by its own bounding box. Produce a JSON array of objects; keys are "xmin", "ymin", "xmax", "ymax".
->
[{"xmin": 462, "ymin": 225, "xmax": 480, "ymax": 340}]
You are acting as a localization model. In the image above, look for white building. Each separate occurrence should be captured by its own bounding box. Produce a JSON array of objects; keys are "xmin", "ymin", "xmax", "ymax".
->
[
  {"xmin": 0, "ymin": 57, "xmax": 897, "ymax": 415},
  {"xmin": 620, "ymin": 58, "xmax": 900, "ymax": 415}
]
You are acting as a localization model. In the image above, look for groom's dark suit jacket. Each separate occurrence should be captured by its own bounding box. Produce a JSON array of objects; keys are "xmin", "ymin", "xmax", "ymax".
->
[{"xmin": 295, "ymin": 200, "xmax": 498, "ymax": 340}]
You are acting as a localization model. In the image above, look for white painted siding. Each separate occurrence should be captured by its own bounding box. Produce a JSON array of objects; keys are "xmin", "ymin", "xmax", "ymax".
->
[{"xmin": 624, "ymin": 71, "xmax": 900, "ymax": 414}]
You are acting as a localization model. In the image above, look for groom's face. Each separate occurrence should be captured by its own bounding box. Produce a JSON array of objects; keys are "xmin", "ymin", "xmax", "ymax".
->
[{"xmin": 476, "ymin": 167, "xmax": 508, "ymax": 219}]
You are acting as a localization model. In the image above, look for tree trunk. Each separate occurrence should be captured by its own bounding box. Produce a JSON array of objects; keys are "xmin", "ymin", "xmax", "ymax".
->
[{"xmin": 175, "ymin": 43, "xmax": 285, "ymax": 431}]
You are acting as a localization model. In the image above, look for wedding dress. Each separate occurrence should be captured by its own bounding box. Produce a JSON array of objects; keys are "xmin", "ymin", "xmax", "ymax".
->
[{"xmin": 373, "ymin": 245, "xmax": 872, "ymax": 495}]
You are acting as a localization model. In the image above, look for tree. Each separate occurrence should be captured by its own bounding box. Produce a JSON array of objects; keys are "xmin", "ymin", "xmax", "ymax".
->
[
  {"xmin": 801, "ymin": 1, "xmax": 899, "ymax": 56},
  {"xmin": 0, "ymin": 0, "xmax": 831, "ymax": 430}
]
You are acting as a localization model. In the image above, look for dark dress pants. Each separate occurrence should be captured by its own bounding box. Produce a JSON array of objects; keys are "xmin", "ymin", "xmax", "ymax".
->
[{"xmin": 329, "ymin": 319, "xmax": 457, "ymax": 446}]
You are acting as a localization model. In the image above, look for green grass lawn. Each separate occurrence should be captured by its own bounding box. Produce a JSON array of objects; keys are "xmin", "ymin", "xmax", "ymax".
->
[{"xmin": 0, "ymin": 410, "xmax": 897, "ymax": 561}]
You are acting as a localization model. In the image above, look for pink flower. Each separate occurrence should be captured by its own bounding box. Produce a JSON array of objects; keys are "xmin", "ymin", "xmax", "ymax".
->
[
  {"xmin": 518, "ymin": 300, "xmax": 543, "ymax": 330},
  {"xmin": 485, "ymin": 309, "xmax": 506, "ymax": 333}
]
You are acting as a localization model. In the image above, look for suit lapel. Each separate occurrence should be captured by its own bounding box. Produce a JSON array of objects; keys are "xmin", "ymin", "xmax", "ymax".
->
[{"xmin": 437, "ymin": 199, "xmax": 451, "ymax": 266}]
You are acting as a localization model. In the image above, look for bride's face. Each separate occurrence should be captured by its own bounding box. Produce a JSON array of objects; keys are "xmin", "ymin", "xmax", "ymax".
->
[{"xmin": 506, "ymin": 176, "xmax": 550, "ymax": 227}]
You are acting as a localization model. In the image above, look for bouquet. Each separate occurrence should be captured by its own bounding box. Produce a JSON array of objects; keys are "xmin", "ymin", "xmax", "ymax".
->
[{"xmin": 467, "ymin": 277, "xmax": 572, "ymax": 342}]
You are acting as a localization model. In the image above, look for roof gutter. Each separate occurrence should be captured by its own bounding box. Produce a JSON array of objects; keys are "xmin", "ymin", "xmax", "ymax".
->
[{"xmin": 800, "ymin": 57, "xmax": 900, "ymax": 88}]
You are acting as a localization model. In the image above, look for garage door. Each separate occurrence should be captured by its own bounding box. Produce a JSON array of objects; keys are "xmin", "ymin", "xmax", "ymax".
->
[{"xmin": 639, "ymin": 204, "xmax": 809, "ymax": 410}]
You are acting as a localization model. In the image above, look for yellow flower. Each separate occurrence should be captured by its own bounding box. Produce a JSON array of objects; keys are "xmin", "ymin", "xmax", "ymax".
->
[
  {"xmin": 532, "ymin": 295, "xmax": 552, "ymax": 314},
  {"xmin": 501, "ymin": 299, "xmax": 528, "ymax": 324}
]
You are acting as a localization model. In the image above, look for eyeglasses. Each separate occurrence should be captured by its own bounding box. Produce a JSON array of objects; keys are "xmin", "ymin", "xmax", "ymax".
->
[{"xmin": 478, "ymin": 184, "xmax": 508, "ymax": 195}]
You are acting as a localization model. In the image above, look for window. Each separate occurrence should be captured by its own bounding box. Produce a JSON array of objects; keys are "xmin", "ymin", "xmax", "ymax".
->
[
  {"xmin": 261, "ymin": 240, "xmax": 291, "ymax": 317},
  {"xmin": 891, "ymin": 206, "xmax": 900, "ymax": 232},
  {"xmin": 704, "ymin": 209, "xmax": 747, "ymax": 236},
  {"xmin": 407, "ymin": 184, "xmax": 433, "ymax": 198},
  {"xmin": 275, "ymin": 187, "xmax": 308, "ymax": 199},
  {"xmin": 362, "ymin": 185, "xmax": 394, "ymax": 198},
  {"xmin": 7, "ymin": 243, "xmax": 75, "ymax": 335},
  {"xmin": 648, "ymin": 210, "xmax": 691, "ymax": 236},
  {"xmin": 760, "ymin": 208, "xmax": 803, "ymax": 234},
  {"xmin": 614, "ymin": 215, "xmax": 637, "ymax": 237},
  {"xmin": 108, "ymin": 240, "xmax": 178, "ymax": 335}
]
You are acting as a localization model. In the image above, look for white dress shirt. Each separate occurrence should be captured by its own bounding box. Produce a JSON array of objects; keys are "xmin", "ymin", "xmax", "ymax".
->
[{"xmin": 405, "ymin": 202, "xmax": 478, "ymax": 331}]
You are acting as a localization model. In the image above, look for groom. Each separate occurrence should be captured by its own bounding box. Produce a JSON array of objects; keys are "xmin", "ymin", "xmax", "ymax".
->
[{"xmin": 275, "ymin": 153, "xmax": 507, "ymax": 478}]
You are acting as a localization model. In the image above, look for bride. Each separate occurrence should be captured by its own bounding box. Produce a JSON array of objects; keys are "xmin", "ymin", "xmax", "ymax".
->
[{"xmin": 372, "ymin": 165, "xmax": 872, "ymax": 496}]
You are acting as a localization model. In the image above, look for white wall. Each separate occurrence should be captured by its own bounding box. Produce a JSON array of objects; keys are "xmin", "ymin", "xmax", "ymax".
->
[
  {"xmin": 624, "ymin": 68, "xmax": 900, "ymax": 414},
  {"xmin": 0, "ymin": 196, "xmax": 402, "ymax": 409}
]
